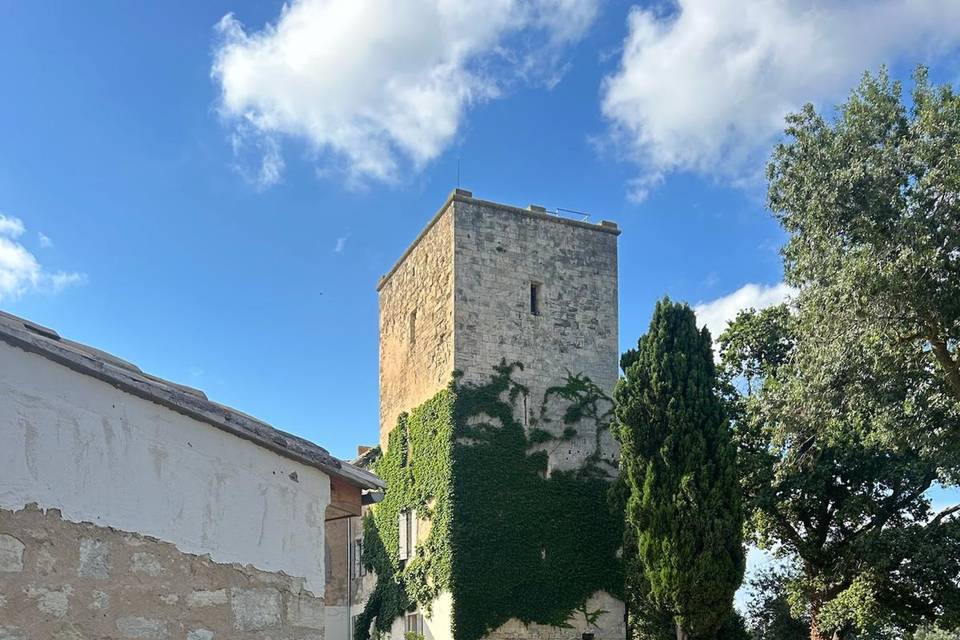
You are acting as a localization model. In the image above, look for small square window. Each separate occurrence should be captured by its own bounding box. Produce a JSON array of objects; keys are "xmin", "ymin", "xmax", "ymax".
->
[{"xmin": 530, "ymin": 283, "xmax": 541, "ymax": 316}]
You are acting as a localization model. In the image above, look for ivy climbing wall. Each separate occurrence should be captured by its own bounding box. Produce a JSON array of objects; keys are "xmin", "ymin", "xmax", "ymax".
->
[{"xmin": 358, "ymin": 364, "xmax": 625, "ymax": 640}]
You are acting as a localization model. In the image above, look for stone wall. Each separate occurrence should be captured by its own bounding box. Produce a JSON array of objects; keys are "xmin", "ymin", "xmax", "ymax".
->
[
  {"xmin": 449, "ymin": 198, "xmax": 624, "ymax": 640},
  {"xmin": 378, "ymin": 201, "xmax": 455, "ymax": 449},
  {"xmin": 377, "ymin": 193, "xmax": 620, "ymax": 469},
  {"xmin": 452, "ymin": 197, "xmax": 620, "ymax": 473},
  {"xmin": 0, "ymin": 504, "xmax": 324, "ymax": 640},
  {"xmin": 483, "ymin": 592, "xmax": 625, "ymax": 640}
]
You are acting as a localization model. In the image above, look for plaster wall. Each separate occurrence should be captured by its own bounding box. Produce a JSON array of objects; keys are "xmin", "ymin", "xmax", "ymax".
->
[
  {"xmin": 327, "ymin": 605, "xmax": 351, "ymax": 640},
  {"xmin": 0, "ymin": 340, "xmax": 331, "ymax": 595},
  {"xmin": 379, "ymin": 592, "xmax": 452, "ymax": 640}
]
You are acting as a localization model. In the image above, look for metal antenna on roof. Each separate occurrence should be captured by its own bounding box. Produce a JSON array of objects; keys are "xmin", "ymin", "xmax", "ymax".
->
[{"xmin": 557, "ymin": 207, "xmax": 591, "ymax": 222}]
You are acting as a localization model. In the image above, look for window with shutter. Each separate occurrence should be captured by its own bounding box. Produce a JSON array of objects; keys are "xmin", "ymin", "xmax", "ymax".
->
[
  {"xmin": 407, "ymin": 509, "xmax": 416, "ymax": 558},
  {"xmin": 405, "ymin": 612, "xmax": 424, "ymax": 636},
  {"xmin": 398, "ymin": 509, "xmax": 419, "ymax": 562},
  {"xmin": 358, "ymin": 539, "xmax": 366, "ymax": 576},
  {"xmin": 398, "ymin": 511, "xmax": 408, "ymax": 560},
  {"xmin": 351, "ymin": 539, "xmax": 363, "ymax": 578}
]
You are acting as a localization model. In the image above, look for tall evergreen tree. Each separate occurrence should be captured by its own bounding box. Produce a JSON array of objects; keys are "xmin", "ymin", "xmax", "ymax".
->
[{"xmin": 615, "ymin": 298, "xmax": 745, "ymax": 640}]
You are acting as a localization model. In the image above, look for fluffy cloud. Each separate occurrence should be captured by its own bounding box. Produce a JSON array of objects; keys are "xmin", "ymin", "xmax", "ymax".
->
[
  {"xmin": 212, "ymin": 0, "xmax": 597, "ymax": 185},
  {"xmin": 0, "ymin": 215, "xmax": 25, "ymax": 238},
  {"xmin": 694, "ymin": 282, "xmax": 794, "ymax": 341},
  {"xmin": 0, "ymin": 213, "xmax": 85, "ymax": 303},
  {"xmin": 602, "ymin": 0, "xmax": 960, "ymax": 200}
]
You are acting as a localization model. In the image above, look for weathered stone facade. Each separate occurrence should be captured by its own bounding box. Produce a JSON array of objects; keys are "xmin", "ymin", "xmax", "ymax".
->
[
  {"xmin": 375, "ymin": 191, "xmax": 623, "ymax": 640},
  {"xmin": 378, "ymin": 205, "xmax": 455, "ymax": 449},
  {"xmin": 484, "ymin": 592, "xmax": 626, "ymax": 640},
  {"xmin": 378, "ymin": 191, "xmax": 621, "ymax": 471},
  {"xmin": 452, "ymin": 197, "xmax": 620, "ymax": 473},
  {"xmin": 0, "ymin": 504, "xmax": 324, "ymax": 639}
]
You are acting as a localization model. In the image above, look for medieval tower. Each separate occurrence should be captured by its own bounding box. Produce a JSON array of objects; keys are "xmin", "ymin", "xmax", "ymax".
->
[{"xmin": 362, "ymin": 189, "xmax": 624, "ymax": 640}]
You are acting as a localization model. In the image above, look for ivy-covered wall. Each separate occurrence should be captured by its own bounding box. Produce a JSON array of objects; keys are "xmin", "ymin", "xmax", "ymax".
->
[
  {"xmin": 358, "ymin": 361, "xmax": 623, "ymax": 640},
  {"xmin": 355, "ymin": 390, "xmax": 456, "ymax": 639}
]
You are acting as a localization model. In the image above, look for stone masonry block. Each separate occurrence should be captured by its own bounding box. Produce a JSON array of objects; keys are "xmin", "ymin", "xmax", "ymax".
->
[
  {"xmin": 131, "ymin": 552, "xmax": 164, "ymax": 576},
  {"xmin": 116, "ymin": 617, "xmax": 169, "ymax": 639},
  {"xmin": 0, "ymin": 534, "xmax": 24, "ymax": 572},
  {"xmin": 0, "ymin": 627, "xmax": 26, "ymax": 640},
  {"xmin": 287, "ymin": 591, "xmax": 325, "ymax": 630},
  {"xmin": 188, "ymin": 589, "xmax": 228, "ymax": 608},
  {"xmin": 25, "ymin": 585, "xmax": 71, "ymax": 618},
  {"xmin": 231, "ymin": 587, "xmax": 281, "ymax": 631},
  {"xmin": 78, "ymin": 538, "xmax": 109, "ymax": 578}
]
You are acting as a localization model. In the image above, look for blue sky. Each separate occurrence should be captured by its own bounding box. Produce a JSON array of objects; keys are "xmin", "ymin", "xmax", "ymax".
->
[{"xmin": 1, "ymin": 0, "xmax": 958, "ymax": 484}]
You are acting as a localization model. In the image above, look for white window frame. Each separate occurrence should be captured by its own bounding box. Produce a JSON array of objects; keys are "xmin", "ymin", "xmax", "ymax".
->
[
  {"xmin": 398, "ymin": 509, "xmax": 418, "ymax": 561},
  {"xmin": 405, "ymin": 612, "xmax": 424, "ymax": 637}
]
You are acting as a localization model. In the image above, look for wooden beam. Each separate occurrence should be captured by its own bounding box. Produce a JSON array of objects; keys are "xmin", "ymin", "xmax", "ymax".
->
[{"xmin": 326, "ymin": 476, "xmax": 362, "ymax": 519}]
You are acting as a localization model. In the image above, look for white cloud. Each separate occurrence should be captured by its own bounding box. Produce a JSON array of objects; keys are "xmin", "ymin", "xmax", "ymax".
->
[
  {"xmin": 0, "ymin": 214, "xmax": 25, "ymax": 238},
  {"xmin": 333, "ymin": 236, "xmax": 348, "ymax": 254},
  {"xmin": 230, "ymin": 125, "xmax": 286, "ymax": 189},
  {"xmin": 212, "ymin": 0, "xmax": 597, "ymax": 185},
  {"xmin": 37, "ymin": 232, "xmax": 53, "ymax": 248},
  {"xmin": 0, "ymin": 213, "xmax": 85, "ymax": 303},
  {"xmin": 47, "ymin": 271, "xmax": 87, "ymax": 293},
  {"xmin": 694, "ymin": 282, "xmax": 794, "ymax": 341},
  {"xmin": 602, "ymin": 0, "xmax": 960, "ymax": 199}
]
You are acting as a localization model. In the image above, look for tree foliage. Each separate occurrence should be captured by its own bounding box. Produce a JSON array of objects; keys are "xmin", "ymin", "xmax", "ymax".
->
[
  {"xmin": 720, "ymin": 303, "xmax": 960, "ymax": 639},
  {"xmin": 745, "ymin": 567, "xmax": 809, "ymax": 640},
  {"xmin": 914, "ymin": 627, "xmax": 960, "ymax": 640},
  {"xmin": 717, "ymin": 68, "xmax": 960, "ymax": 640},
  {"xmin": 767, "ymin": 66, "xmax": 960, "ymax": 473},
  {"xmin": 615, "ymin": 298, "xmax": 744, "ymax": 640}
]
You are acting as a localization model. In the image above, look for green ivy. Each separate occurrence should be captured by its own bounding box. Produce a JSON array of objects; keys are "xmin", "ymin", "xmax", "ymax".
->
[
  {"xmin": 357, "ymin": 391, "xmax": 456, "ymax": 640},
  {"xmin": 357, "ymin": 361, "xmax": 623, "ymax": 640},
  {"xmin": 354, "ymin": 512, "xmax": 411, "ymax": 639}
]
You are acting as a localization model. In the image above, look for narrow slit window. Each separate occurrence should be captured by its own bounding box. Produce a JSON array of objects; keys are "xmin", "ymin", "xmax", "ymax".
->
[
  {"xmin": 409, "ymin": 310, "xmax": 417, "ymax": 345},
  {"xmin": 530, "ymin": 283, "xmax": 541, "ymax": 316}
]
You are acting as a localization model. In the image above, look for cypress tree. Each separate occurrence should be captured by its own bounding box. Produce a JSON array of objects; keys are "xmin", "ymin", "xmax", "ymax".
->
[{"xmin": 614, "ymin": 298, "xmax": 744, "ymax": 640}]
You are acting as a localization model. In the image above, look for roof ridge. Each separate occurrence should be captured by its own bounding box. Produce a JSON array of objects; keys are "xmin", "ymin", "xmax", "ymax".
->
[{"xmin": 0, "ymin": 309, "xmax": 383, "ymax": 490}]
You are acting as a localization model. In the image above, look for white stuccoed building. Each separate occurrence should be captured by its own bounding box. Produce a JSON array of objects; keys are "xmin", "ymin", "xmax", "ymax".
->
[{"xmin": 0, "ymin": 309, "xmax": 383, "ymax": 640}]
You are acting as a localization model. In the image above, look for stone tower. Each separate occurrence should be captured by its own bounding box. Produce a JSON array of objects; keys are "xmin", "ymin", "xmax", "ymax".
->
[
  {"xmin": 369, "ymin": 189, "xmax": 624, "ymax": 640},
  {"xmin": 379, "ymin": 189, "xmax": 620, "ymax": 460}
]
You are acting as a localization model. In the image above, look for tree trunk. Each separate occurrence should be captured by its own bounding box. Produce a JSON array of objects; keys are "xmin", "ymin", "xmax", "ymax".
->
[
  {"xmin": 674, "ymin": 622, "xmax": 688, "ymax": 640},
  {"xmin": 929, "ymin": 333, "xmax": 960, "ymax": 401},
  {"xmin": 809, "ymin": 618, "xmax": 825, "ymax": 640},
  {"xmin": 809, "ymin": 600, "xmax": 827, "ymax": 640}
]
